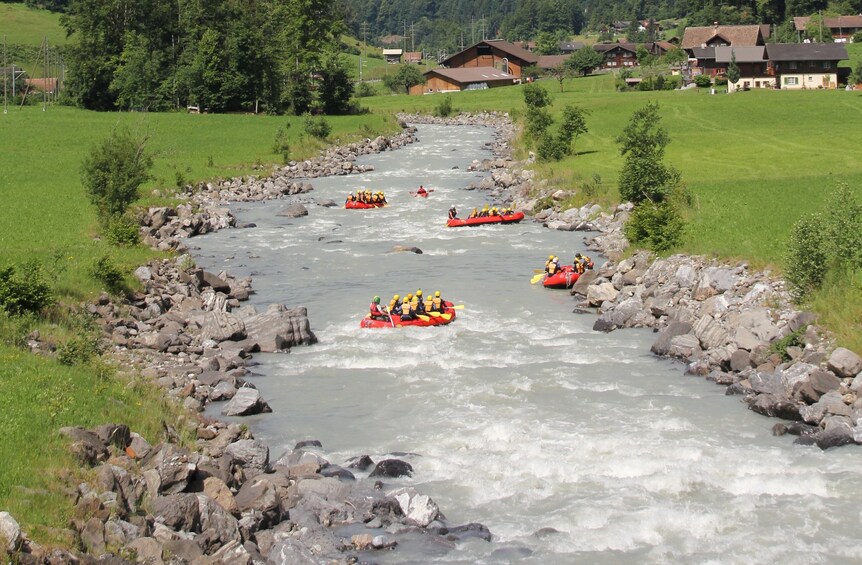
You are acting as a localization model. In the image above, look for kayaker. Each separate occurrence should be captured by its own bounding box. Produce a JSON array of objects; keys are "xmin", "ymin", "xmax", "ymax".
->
[
  {"xmin": 431, "ymin": 291, "xmax": 443, "ymax": 312},
  {"xmin": 417, "ymin": 185, "xmax": 427, "ymax": 196},
  {"xmin": 379, "ymin": 191, "xmax": 387, "ymax": 204},
  {"xmin": 423, "ymin": 292, "xmax": 434, "ymax": 313},
  {"xmin": 479, "ymin": 204, "xmax": 489, "ymax": 217},
  {"xmin": 545, "ymin": 254, "xmax": 555, "ymax": 274},
  {"xmin": 548, "ymin": 256, "xmax": 561, "ymax": 275},
  {"xmin": 369, "ymin": 296, "xmax": 387, "ymax": 320},
  {"xmin": 401, "ymin": 296, "xmax": 415, "ymax": 321},
  {"xmin": 448, "ymin": 206, "xmax": 458, "ymax": 220},
  {"xmin": 414, "ymin": 289, "xmax": 426, "ymax": 314},
  {"xmin": 468, "ymin": 208, "xmax": 478, "ymax": 219}
]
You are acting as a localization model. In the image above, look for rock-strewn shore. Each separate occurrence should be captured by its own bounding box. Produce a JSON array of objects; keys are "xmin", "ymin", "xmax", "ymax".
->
[{"xmin": 4, "ymin": 124, "xmax": 493, "ymax": 564}]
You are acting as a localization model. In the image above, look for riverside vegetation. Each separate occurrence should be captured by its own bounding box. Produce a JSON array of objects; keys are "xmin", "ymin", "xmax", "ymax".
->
[{"xmin": 1, "ymin": 71, "xmax": 861, "ymax": 552}]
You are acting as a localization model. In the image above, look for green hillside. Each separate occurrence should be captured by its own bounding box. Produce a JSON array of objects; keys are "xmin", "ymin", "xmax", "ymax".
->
[{"xmin": 0, "ymin": 2, "xmax": 68, "ymax": 46}]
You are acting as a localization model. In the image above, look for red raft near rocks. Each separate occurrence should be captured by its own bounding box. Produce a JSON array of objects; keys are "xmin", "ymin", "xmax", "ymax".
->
[
  {"xmin": 345, "ymin": 201, "xmax": 386, "ymax": 209},
  {"xmin": 446, "ymin": 211, "xmax": 525, "ymax": 228},
  {"xmin": 543, "ymin": 266, "xmax": 580, "ymax": 289},
  {"xmin": 360, "ymin": 302, "xmax": 457, "ymax": 328}
]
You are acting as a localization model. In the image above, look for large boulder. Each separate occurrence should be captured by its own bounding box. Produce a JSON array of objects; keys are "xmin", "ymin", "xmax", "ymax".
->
[
  {"xmin": 0, "ymin": 512, "xmax": 22, "ymax": 552},
  {"xmin": 222, "ymin": 387, "xmax": 272, "ymax": 417},
  {"xmin": 196, "ymin": 270, "xmax": 231, "ymax": 293},
  {"xmin": 151, "ymin": 493, "xmax": 201, "ymax": 532},
  {"xmin": 389, "ymin": 487, "xmax": 439, "ymax": 527},
  {"xmin": 234, "ymin": 477, "xmax": 283, "ymax": 530},
  {"xmin": 650, "ymin": 322, "xmax": 693, "ymax": 357},
  {"xmin": 277, "ymin": 203, "xmax": 308, "ymax": 218},
  {"xmin": 242, "ymin": 304, "xmax": 317, "ymax": 352},
  {"xmin": 827, "ymin": 347, "xmax": 862, "ymax": 378},
  {"xmin": 201, "ymin": 311, "xmax": 247, "ymax": 343},
  {"xmin": 586, "ymin": 282, "xmax": 618, "ymax": 307},
  {"xmin": 369, "ymin": 459, "xmax": 413, "ymax": 478},
  {"xmin": 224, "ymin": 439, "xmax": 270, "ymax": 476}
]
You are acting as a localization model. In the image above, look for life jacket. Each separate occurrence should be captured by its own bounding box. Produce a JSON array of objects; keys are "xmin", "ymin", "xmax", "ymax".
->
[
  {"xmin": 410, "ymin": 296, "xmax": 420, "ymax": 313},
  {"xmin": 448, "ymin": 209, "xmax": 457, "ymax": 219},
  {"xmin": 388, "ymin": 298, "xmax": 398, "ymax": 311},
  {"xmin": 370, "ymin": 302, "xmax": 383, "ymax": 317},
  {"xmin": 575, "ymin": 261, "xmax": 585, "ymax": 274},
  {"xmin": 548, "ymin": 261, "xmax": 558, "ymax": 275},
  {"xmin": 431, "ymin": 297, "xmax": 442, "ymax": 311},
  {"xmin": 415, "ymin": 298, "xmax": 426, "ymax": 314},
  {"xmin": 391, "ymin": 301, "xmax": 402, "ymax": 315},
  {"xmin": 424, "ymin": 297, "xmax": 433, "ymax": 312}
]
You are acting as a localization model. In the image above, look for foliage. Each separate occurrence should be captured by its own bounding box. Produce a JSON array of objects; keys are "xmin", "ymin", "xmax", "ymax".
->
[
  {"xmin": 565, "ymin": 47, "xmax": 603, "ymax": 77},
  {"xmin": 624, "ymin": 200, "xmax": 685, "ymax": 253},
  {"xmin": 535, "ymin": 30, "xmax": 563, "ymax": 55},
  {"xmin": 104, "ymin": 214, "xmax": 141, "ymax": 247},
  {"xmin": 81, "ymin": 126, "xmax": 153, "ymax": 220},
  {"xmin": 784, "ymin": 184, "xmax": 862, "ymax": 300},
  {"xmin": 580, "ymin": 173, "xmax": 603, "ymax": 199},
  {"xmin": 273, "ymin": 123, "xmax": 291, "ymax": 163},
  {"xmin": 525, "ymin": 106, "xmax": 554, "ymax": 142},
  {"xmin": 694, "ymin": 74, "xmax": 712, "ymax": 87},
  {"xmin": 317, "ymin": 49, "xmax": 355, "ymax": 114},
  {"xmin": 91, "ymin": 254, "xmax": 126, "ymax": 294},
  {"xmin": 768, "ymin": 325, "xmax": 807, "ymax": 361},
  {"xmin": 522, "ymin": 83, "xmax": 552, "ymax": 109},
  {"xmin": 662, "ymin": 47, "xmax": 687, "ymax": 67},
  {"xmin": 616, "ymin": 101, "xmax": 679, "ymax": 204},
  {"xmin": 537, "ymin": 133, "xmax": 569, "ymax": 161},
  {"xmin": 558, "ymin": 104, "xmax": 589, "ymax": 154},
  {"xmin": 851, "ymin": 60, "xmax": 862, "ymax": 86},
  {"xmin": 303, "ymin": 113, "xmax": 332, "ymax": 139},
  {"xmin": 434, "ymin": 96, "xmax": 455, "ymax": 117},
  {"xmin": 383, "ymin": 64, "xmax": 425, "ymax": 94},
  {"xmin": 546, "ymin": 63, "xmax": 572, "ymax": 92},
  {"xmin": 56, "ymin": 312, "xmax": 102, "ymax": 366},
  {"xmin": 804, "ymin": 13, "xmax": 833, "ymax": 43},
  {"xmin": 0, "ymin": 262, "xmax": 54, "ymax": 316},
  {"xmin": 354, "ymin": 82, "xmax": 377, "ymax": 97},
  {"xmin": 727, "ymin": 50, "xmax": 741, "ymax": 86}
]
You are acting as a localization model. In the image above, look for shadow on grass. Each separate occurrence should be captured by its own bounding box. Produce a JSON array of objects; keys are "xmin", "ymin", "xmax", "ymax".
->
[{"xmin": 574, "ymin": 150, "xmax": 599, "ymax": 157}]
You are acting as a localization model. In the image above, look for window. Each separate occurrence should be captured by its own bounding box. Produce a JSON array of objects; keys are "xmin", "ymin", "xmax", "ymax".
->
[
  {"xmin": 822, "ymin": 61, "xmax": 831, "ymax": 69},
  {"xmin": 808, "ymin": 76, "xmax": 814, "ymax": 82},
  {"xmin": 785, "ymin": 76, "xmax": 798, "ymax": 86},
  {"xmin": 787, "ymin": 61, "xmax": 797, "ymax": 70}
]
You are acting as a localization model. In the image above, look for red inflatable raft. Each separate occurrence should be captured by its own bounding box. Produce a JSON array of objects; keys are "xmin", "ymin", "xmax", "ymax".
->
[
  {"xmin": 360, "ymin": 302, "xmax": 457, "ymax": 329},
  {"xmin": 543, "ymin": 266, "xmax": 580, "ymax": 289},
  {"xmin": 345, "ymin": 201, "xmax": 386, "ymax": 209},
  {"xmin": 446, "ymin": 211, "xmax": 525, "ymax": 228}
]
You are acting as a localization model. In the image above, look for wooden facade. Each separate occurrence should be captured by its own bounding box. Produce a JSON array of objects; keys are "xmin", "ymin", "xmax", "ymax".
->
[{"xmin": 439, "ymin": 40, "xmax": 538, "ymax": 78}]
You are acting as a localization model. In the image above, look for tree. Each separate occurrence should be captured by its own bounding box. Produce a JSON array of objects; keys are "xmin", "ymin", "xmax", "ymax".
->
[
  {"xmin": 317, "ymin": 49, "xmax": 355, "ymax": 114},
  {"xmin": 727, "ymin": 50, "xmax": 741, "ymax": 87},
  {"xmin": 616, "ymin": 102, "xmax": 679, "ymax": 205},
  {"xmin": 522, "ymin": 82, "xmax": 551, "ymax": 108},
  {"xmin": 383, "ymin": 64, "xmax": 426, "ymax": 94},
  {"xmin": 536, "ymin": 31, "xmax": 561, "ymax": 55},
  {"xmin": 804, "ymin": 13, "xmax": 833, "ymax": 43},
  {"xmin": 565, "ymin": 47, "xmax": 603, "ymax": 77},
  {"xmin": 558, "ymin": 104, "xmax": 589, "ymax": 155},
  {"xmin": 546, "ymin": 62, "xmax": 572, "ymax": 92},
  {"xmin": 81, "ymin": 126, "xmax": 153, "ymax": 220}
]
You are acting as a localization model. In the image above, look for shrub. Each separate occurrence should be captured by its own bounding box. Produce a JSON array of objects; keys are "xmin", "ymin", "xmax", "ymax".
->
[
  {"xmin": 105, "ymin": 214, "xmax": 141, "ymax": 247},
  {"xmin": 714, "ymin": 76, "xmax": 728, "ymax": 86},
  {"xmin": 273, "ymin": 124, "xmax": 291, "ymax": 163},
  {"xmin": 0, "ymin": 261, "xmax": 54, "ymax": 316},
  {"xmin": 56, "ymin": 311, "xmax": 102, "ymax": 366},
  {"xmin": 354, "ymin": 82, "xmax": 376, "ymax": 97},
  {"xmin": 624, "ymin": 201, "xmax": 685, "ymax": 253},
  {"xmin": 303, "ymin": 113, "xmax": 331, "ymax": 139},
  {"xmin": 537, "ymin": 133, "xmax": 569, "ymax": 161},
  {"xmin": 522, "ymin": 83, "xmax": 551, "ymax": 108},
  {"xmin": 524, "ymin": 106, "xmax": 553, "ymax": 143},
  {"xmin": 581, "ymin": 173, "xmax": 603, "ymax": 199},
  {"xmin": 434, "ymin": 96, "xmax": 455, "ymax": 117},
  {"xmin": 91, "ymin": 254, "xmax": 126, "ymax": 294},
  {"xmin": 694, "ymin": 74, "xmax": 712, "ymax": 88},
  {"xmin": 81, "ymin": 126, "xmax": 153, "ymax": 220}
]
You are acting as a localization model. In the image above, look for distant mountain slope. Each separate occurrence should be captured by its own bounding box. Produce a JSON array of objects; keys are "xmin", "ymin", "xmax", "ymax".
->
[{"xmin": 0, "ymin": 2, "xmax": 68, "ymax": 46}]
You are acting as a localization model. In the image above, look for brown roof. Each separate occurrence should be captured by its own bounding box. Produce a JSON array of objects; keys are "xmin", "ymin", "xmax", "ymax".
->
[
  {"xmin": 441, "ymin": 39, "xmax": 539, "ymax": 67},
  {"xmin": 424, "ymin": 67, "xmax": 516, "ymax": 85},
  {"xmin": 795, "ymin": 15, "xmax": 862, "ymax": 31},
  {"xmin": 681, "ymin": 25, "xmax": 764, "ymax": 49},
  {"xmin": 715, "ymin": 46, "xmax": 766, "ymax": 63},
  {"xmin": 25, "ymin": 78, "xmax": 57, "ymax": 92},
  {"xmin": 766, "ymin": 43, "xmax": 849, "ymax": 62},
  {"xmin": 404, "ymin": 51, "xmax": 422, "ymax": 63},
  {"xmin": 593, "ymin": 42, "xmax": 638, "ymax": 54},
  {"xmin": 537, "ymin": 54, "xmax": 572, "ymax": 69}
]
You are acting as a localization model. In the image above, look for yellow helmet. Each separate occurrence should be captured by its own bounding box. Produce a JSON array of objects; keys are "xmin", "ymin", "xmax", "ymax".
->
[
  {"xmin": 393, "ymin": 294, "xmax": 400, "ymax": 300},
  {"xmin": 483, "ymin": 204, "xmax": 489, "ymax": 209},
  {"xmin": 549, "ymin": 255, "xmax": 554, "ymax": 260},
  {"xmin": 416, "ymin": 289, "xmax": 423, "ymax": 297},
  {"xmin": 434, "ymin": 291, "xmax": 440, "ymax": 297},
  {"xmin": 406, "ymin": 293, "xmax": 413, "ymax": 300}
]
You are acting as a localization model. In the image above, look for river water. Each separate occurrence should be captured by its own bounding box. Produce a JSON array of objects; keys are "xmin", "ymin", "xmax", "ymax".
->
[{"xmin": 194, "ymin": 124, "xmax": 862, "ymax": 564}]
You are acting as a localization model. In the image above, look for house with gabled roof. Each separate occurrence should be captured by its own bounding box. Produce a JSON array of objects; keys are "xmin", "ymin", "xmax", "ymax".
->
[
  {"xmin": 593, "ymin": 42, "xmax": 638, "ymax": 68},
  {"xmin": 439, "ymin": 39, "xmax": 538, "ymax": 78},
  {"xmin": 409, "ymin": 67, "xmax": 517, "ymax": 95},
  {"xmin": 681, "ymin": 24, "xmax": 766, "ymax": 55},
  {"xmin": 383, "ymin": 49, "xmax": 403, "ymax": 64},
  {"xmin": 715, "ymin": 46, "xmax": 772, "ymax": 91},
  {"xmin": 766, "ymin": 43, "xmax": 848, "ymax": 89},
  {"xmin": 793, "ymin": 15, "xmax": 862, "ymax": 42}
]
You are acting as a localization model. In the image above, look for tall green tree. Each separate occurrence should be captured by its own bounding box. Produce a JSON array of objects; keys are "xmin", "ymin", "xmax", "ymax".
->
[
  {"xmin": 383, "ymin": 64, "xmax": 426, "ymax": 94},
  {"xmin": 565, "ymin": 47, "xmax": 603, "ymax": 76},
  {"xmin": 727, "ymin": 50, "xmax": 741, "ymax": 87},
  {"xmin": 616, "ymin": 101, "xmax": 679, "ymax": 204}
]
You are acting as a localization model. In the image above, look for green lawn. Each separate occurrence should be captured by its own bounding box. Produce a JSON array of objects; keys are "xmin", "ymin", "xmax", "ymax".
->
[{"xmin": 0, "ymin": 2, "xmax": 68, "ymax": 46}]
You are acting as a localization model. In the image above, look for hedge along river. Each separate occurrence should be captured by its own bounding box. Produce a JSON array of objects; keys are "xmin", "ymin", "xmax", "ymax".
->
[{"xmin": 193, "ymin": 124, "xmax": 862, "ymax": 564}]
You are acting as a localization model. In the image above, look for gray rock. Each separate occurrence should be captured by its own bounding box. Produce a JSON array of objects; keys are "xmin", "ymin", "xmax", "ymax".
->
[
  {"xmin": 827, "ymin": 347, "xmax": 862, "ymax": 378},
  {"xmin": 277, "ymin": 203, "xmax": 308, "ymax": 218},
  {"xmin": 224, "ymin": 439, "xmax": 270, "ymax": 475},
  {"xmin": 196, "ymin": 270, "xmax": 232, "ymax": 293},
  {"xmin": 389, "ymin": 487, "xmax": 439, "ymax": 527},
  {"xmin": 201, "ymin": 311, "xmax": 247, "ymax": 343},
  {"xmin": 748, "ymin": 394, "xmax": 801, "ymax": 421},
  {"xmin": 151, "ymin": 493, "xmax": 201, "ymax": 532},
  {"xmin": 60, "ymin": 426, "xmax": 109, "ymax": 467},
  {"xmin": 222, "ymin": 387, "xmax": 272, "ymax": 417},
  {"xmin": 268, "ymin": 539, "xmax": 319, "ymax": 564},
  {"xmin": 370, "ymin": 459, "xmax": 414, "ymax": 478},
  {"xmin": 667, "ymin": 334, "xmax": 701, "ymax": 358},
  {"xmin": 815, "ymin": 424, "xmax": 856, "ymax": 450},
  {"xmin": 196, "ymin": 494, "xmax": 242, "ymax": 548},
  {"xmin": 80, "ymin": 517, "xmax": 106, "ymax": 555},
  {"xmin": 674, "ymin": 264, "xmax": 698, "ymax": 288},
  {"xmin": 650, "ymin": 322, "xmax": 693, "ymax": 356},
  {"xmin": 693, "ymin": 315, "xmax": 729, "ymax": 351},
  {"xmin": 729, "ymin": 349, "xmax": 752, "ymax": 372},
  {"xmin": 242, "ymin": 304, "xmax": 317, "ymax": 352},
  {"xmin": 586, "ymin": 282, "xmax": 618, "ymax": 307},
  {"xmin": 124, "ymin": 537, "xmax": 164, "ymax": 565},
  {"xmin": 235, "ymin": 477, "xmax": 283, "ymax": 530},
  {"xmin": 0, "ymin": 511, "xmax": 22, "ymax": 552}
]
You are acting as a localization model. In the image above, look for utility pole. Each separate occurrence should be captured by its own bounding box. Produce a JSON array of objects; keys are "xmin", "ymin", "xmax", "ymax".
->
[
  {"xmin": 360, "ymin": 22, "xmax": 369, "ymax": 82},
  {"xmin": 3, "ymin": 35, "xmax": 7, "ymax": 114},
  {"xmin": 411, "ymin": 22, "xmax": 415, "ymax": 52},
  {"xmin": 403, "ymin": 21, "xmax": 407, "ymax": 53}
]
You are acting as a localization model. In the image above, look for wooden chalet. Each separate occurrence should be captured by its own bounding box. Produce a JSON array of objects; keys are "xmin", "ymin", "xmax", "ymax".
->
[
  {"xmin": 681, "ymin": 25, "xmax": 765, "ymax": 55},
  {"xmin": 793, "ymin": 16, "xmax": 862, "ymax": 42},
  {"xmin": 560, "ymin": 41, "xmax": 585, "ymax": 53},
  {"xmin": 403, "ymin": 51, "xmax": 422, "ymax": 64},
  {"xmin": 592, "ymin": 42, "xmax": 638, "ymax": 68},
  {"xmin": 766, "ymin": 43, "xmax": 848, "ymax": 89},
  {"xmin": 382, "ymin": 49, "xmax": 403, "ymax": 64},
  {"xmin": 714, "ymin": 46, "xmax": 771, "ymax": 91},
  {"xmin": 410, "ymin": 67, "xmax": 516, "ymax": 95},
  {"xmin": 439, "ymin": 39, "xmax": 538, "ymax": 77}
]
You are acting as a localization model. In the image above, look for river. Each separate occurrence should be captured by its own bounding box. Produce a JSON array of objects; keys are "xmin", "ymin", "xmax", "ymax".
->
[{"xmin": 194, "ymin": 124, "xmax": 862, "ymax": 564}]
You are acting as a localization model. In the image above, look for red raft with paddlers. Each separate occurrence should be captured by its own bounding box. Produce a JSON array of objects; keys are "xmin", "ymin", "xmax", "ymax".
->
[
  {"xmin": 543, "ymin": 265, "xmax": 580, "ymax": 289},
  {"xmin": 446, "ymin": 210, "xmax": 525, "ymax": 228},
  {"xmin": 360, "ymin": 301, "xmax": 457, "ymax": 329},
  {"xmin": 345, "ymin": 201, "xmax": 386, "ymax": 209}
]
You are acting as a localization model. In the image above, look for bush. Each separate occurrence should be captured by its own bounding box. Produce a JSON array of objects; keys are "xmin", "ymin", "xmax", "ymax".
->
[
  {"xmin": 537, "ymin": 133, "xmax": 569, "ymax": 161},
  {"xmin": 434, "ymin": 96, "xmax": 455, "ymax": 117},
  {"xmin": 56, "ymin": 311, "xmax": 102, "ymax": 366},
  {"xmin": 273, "ymin": 124, "xmax": 291, "ymax": 163},
  {"xmin": 81, "ymin": 126, "xmax": 153, "ymax": 220},
  {"xmin": 105, "ymin": 214, "xmax": 141, "ymax": 247},
  {"xmin": 524, "ymin": 106, "xmax": 553, "ymax": 143},
  {"xmin": 91, "ymin": 254, "xmax": 126, "ymax": 294},
  {"xmin": 354, "ymin": 82, "xmax": 376, "ymax": 97},
  {"xmin": 694, "ymin": 74, "xmax": 712, "ymax": 88},
  {"xmin": 714, "ymin": 76, "xmax": 728, "ymax": 86},
  {"xmin": 581, "ymin": 173, "xmax": 603, "ymax": 199},
  {"xmin": 303, "ymin": 113, "xmax": 331, "ymax": 139},
  {"xmin": 624, "ymin": 201, "xmax": 685, "ymax": 253},
  {"xmin": 0, "ymin": 261, "xmax": 54, "ymax": 316}
]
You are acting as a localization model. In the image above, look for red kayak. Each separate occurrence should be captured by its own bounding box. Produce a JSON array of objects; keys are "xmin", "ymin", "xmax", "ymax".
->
[
  {"xmin": 360, "ymin": 302, "xmax": 457, "ymax": 329},
  {"xmin": 447, "ymin": 211, "xmax": 525, "ymax": 228},
  {"xmin": 410, "ymin": 189, "xmax": 433, "ymax": 198},
  {"xmin": 543, "ymin": 265, "xmax": 580, "ymax": 289},
  {"xmin": 345, "ymin": 201, "xmax": 386, "ymax": 209}
]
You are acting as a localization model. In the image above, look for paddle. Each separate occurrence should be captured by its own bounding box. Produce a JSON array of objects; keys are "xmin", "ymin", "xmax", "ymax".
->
[
  {"xmin": 451, "ymin": 304, "xmax": 465, "ymax": 310},
  {"xmin": 417, "ymin": 314, "xmax": 430, "ymax": 322},
  {"xmin": 530, "ymin": 273, "xmax": 545, "ymax": 285},
  {"xmin": 533, "ymin": 269, "xmax": 545, "ymax": 273},
  {"xmin": 427, "ymin": 311, "xmax": 452, "ymax": 321},
  {"xmin": 381, "ymin": 305, "xmax": 395, "ymax": 328}
]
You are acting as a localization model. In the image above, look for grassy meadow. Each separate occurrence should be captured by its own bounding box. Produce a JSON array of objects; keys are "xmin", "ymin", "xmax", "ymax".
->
[{"xmin": 0, "ymin": 2, "xmax": 67, "ymax": 47}]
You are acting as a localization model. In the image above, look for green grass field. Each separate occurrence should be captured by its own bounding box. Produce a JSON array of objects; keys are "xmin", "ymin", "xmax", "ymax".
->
[{"xmin": 0, "ymin": 2, "xmax": 68, "ymax": 46}]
